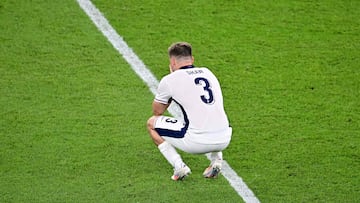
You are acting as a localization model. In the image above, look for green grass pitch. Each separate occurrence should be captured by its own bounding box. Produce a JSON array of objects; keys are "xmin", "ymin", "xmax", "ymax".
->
[{"xmin": 1, "ymin": 0, "xmax": 359, "ymax": 202}]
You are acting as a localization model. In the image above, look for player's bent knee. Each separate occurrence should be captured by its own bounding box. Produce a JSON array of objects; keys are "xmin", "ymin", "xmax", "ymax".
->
[{"xmin": 147, "ymin": 116, "xmax": 158, "ymax": 130}]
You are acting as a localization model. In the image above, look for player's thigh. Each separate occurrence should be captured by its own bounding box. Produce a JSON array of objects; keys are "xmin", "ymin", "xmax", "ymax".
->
[{"xmin": 154, "ymin": 116, "xmax": 186, "ymax": 138}]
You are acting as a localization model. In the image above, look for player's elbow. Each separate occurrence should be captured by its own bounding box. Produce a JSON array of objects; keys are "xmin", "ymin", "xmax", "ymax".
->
[
  {"xmin": 153, "ymin": 109, "xmax": 163, "ymax": 116},
  {"xmin": 152, "ymin": 101, "xmax": 168, "ymax": 116}
]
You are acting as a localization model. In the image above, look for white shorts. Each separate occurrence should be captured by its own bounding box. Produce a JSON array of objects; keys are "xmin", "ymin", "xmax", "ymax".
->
[{"xmin": 154, "ymin": 116, "xmax": 232, "ymax": 154}]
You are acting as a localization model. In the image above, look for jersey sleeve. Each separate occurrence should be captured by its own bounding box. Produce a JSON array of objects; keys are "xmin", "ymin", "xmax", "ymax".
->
[{"xmin": 154, "ymin": 76, "xmax": 172, "ymax": 104}]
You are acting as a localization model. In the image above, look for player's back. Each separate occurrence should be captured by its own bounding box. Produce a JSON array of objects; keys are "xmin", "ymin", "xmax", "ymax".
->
[{"xmin": 167, "ymin": 67, "xmax": 229, "ymax": 133}]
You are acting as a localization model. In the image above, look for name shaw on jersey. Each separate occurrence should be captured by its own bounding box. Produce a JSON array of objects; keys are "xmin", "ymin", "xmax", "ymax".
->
[{"xmin": 186, "ymin": 69, "xmax": 204, "ymax": 75}]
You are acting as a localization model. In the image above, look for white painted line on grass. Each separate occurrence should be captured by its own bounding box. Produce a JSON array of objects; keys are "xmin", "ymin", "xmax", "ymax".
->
[
  {"xmin": 77, "ymin": 0, "xmax": 159, "ymax": 96},
  {"xmin": 77, "ymin": 1, "xmax": 260, "ymax": 202}
]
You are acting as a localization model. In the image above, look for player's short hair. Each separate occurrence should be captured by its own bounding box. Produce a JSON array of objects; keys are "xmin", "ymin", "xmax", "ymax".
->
[{"xmin": 168, "ymin": 42, "xmax": 192, "ymax": 59}]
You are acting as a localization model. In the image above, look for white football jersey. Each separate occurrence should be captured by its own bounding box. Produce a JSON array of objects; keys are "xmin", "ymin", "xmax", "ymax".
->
[{"xmin": 155, "ymin": 66, "xmax": 229, "ymax": 134}]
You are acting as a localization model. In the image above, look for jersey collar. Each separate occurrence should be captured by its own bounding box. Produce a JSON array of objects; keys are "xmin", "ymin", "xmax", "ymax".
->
[{"xmin": 179, "ymin": 65, "xmax": 194, "ymax": 69}]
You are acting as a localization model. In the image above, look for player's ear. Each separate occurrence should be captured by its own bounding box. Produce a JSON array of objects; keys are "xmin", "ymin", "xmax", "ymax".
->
[
  {"xmin": 170, "ymin": 57, "xmax": 176, "ymax": 68},
  {"xmin": 191, "ymin": 56, "xmax": 194, "ymax": 63}
]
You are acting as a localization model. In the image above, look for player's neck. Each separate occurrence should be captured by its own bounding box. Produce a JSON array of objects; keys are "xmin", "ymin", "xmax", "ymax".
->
[{"xmin": 174, "ymin": 61, "xmax": 193, "ymax": 71}]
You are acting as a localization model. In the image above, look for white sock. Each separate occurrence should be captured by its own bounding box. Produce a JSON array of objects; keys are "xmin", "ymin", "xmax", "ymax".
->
[
  {"xmin": 158, "ymin": 141, "xmax": 185, "ymax": 170},
  {"xmin": 210, "ymin": 151, "xmax": 223, "ymax": 164}
]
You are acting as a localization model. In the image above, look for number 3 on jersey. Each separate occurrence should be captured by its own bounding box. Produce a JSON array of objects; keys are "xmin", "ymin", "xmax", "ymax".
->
[{"xmin": 194, "ymin": 77, "xmax": 214, "ymax": 104}]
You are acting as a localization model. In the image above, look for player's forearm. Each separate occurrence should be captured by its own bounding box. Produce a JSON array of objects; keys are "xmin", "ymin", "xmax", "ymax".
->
[{"xmin": 152, "ymin": 101, "xmax": 169, "ymax": 116}]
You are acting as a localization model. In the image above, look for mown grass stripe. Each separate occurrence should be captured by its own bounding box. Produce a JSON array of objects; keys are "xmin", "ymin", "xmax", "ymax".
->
[{"xmin": 77, "ymin": 0, "xmax": 260, "ymax": 202}]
